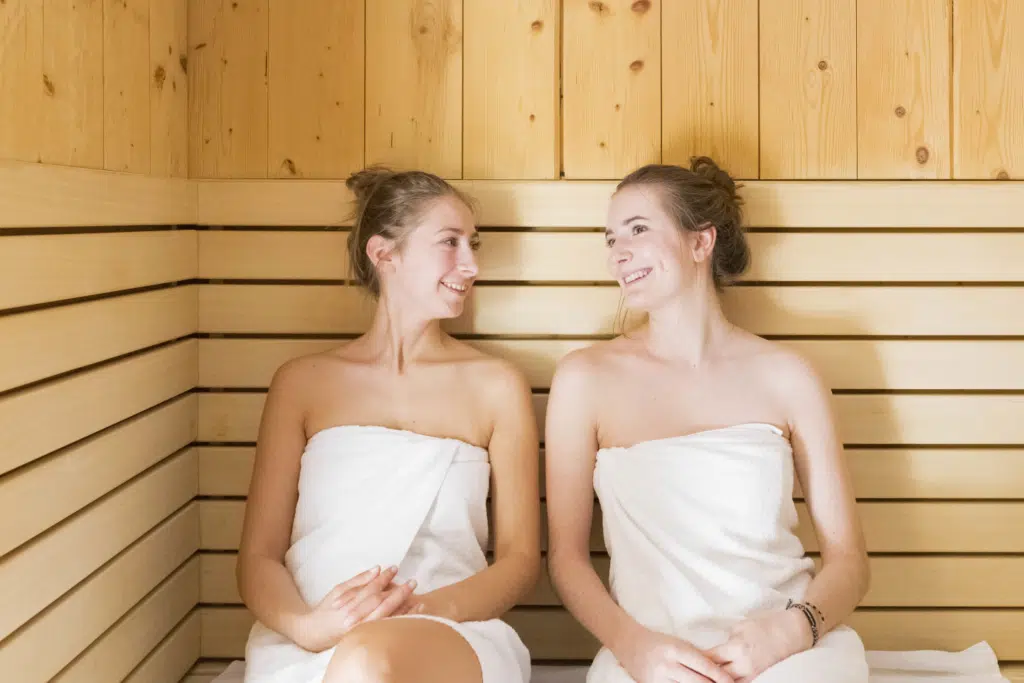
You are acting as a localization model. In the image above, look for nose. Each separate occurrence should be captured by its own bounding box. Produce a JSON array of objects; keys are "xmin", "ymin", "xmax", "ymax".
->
[
  {"xmin": 458, "ymin": 247, "xmax": 479, "ymax": 278},
  {"xmin": 614, "ymin": 245, "xmax": 632, "ymax": 264}
]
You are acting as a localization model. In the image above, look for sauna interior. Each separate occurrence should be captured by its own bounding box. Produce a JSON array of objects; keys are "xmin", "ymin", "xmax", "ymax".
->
[{"xmin": 2, "ymin": 0, "xmax": 1024, "ymax": 681}]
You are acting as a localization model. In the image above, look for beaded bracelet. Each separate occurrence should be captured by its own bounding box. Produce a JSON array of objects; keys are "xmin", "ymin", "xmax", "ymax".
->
[{"xmin": 785, "ymin": 598, "xmax": 820, "ymax": 647}]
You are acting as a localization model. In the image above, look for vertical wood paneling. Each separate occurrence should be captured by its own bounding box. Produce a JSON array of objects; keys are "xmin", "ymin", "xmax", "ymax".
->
[
  {"xmin": 954, "ymin": 0, "xmax": 1024, "ymax": 179},
  {"xmin": 759, "ymin": 0, "xmax": 856, "ymax": 179},
  {"xmin": 188, "ymin": 0, "xmax": 269, "ymax": 178},
  {"xmin": 463, "ymin": 0, "xmax": 559, "ymax": 179},
  {"xmin": 0, "ymin": 0, "xmax": 43, "ymax": 163},
  {"xmin": 267, "ymin": 0, "xmax": 364, "ymax": 179},
  {"xmin": 662, "ymin": 0, "xmax": 758, "ymax": 178},
  {"xmin": 562, "ymin": 0, "xmax": 660, "ymax": 179},
  {"xmin": 858, "ymin": 0, "xmax": 950, "ymax": 179},
  {"xmin": 41, "ymin": 0, "xmax": 104, "ymax": 168},
  {"xmin": 365, "ymin": 0, "xmax": 463, "ymax": 178},
  {"xmin": 104, "ymin": 0, "xmax": 151, "ymax": 174},
  {"xmin": 150, "ymin": 0, "xmax": 188, "ymax": 177}
]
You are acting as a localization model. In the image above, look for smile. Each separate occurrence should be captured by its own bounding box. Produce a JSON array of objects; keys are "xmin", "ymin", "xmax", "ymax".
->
[
  {"xmin": 622, "ymin": 268, "xmax": 652, "ymax": 285},
  {"xmin": 442, "ymin": 281, "xmax": 469, "ymax": 293}
]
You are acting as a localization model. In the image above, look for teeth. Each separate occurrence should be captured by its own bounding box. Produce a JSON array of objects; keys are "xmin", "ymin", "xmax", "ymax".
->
[
  {"xmin": 624, "ymin": 269, "xmax": 650, "ymax": 284},
  {"xmin": 442, "ymin": 281, "xmax": 468, "ymax": 293}
]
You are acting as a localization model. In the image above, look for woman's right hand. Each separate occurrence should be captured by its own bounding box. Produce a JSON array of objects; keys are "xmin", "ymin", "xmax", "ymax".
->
[
  {"xmin": 296, "ymin": 565, "xmax": 416, "ymax": 652},
  {"xmin": 614, "ymin": 624, "xmax": 735, "ymax": 683}
]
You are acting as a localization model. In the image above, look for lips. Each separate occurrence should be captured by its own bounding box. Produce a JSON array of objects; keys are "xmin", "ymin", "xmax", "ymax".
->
[
  {"xmin": 621, "ymin": 268, "xmax": 652, "ymax": 285},
  {"xmin": 441, "ymin": 280, "xmax": 470, "ymax": 294}
]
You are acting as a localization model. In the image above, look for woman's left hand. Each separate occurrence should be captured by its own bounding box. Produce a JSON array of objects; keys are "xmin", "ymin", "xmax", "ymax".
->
[{"xmin": 706, "ymin": 609, "xmax": 813, "ymax": 682}]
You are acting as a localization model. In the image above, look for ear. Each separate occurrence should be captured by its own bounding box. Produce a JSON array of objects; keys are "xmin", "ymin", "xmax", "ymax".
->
[
  {"xmin": 690, "ymin": 222, "xmax": 717, "ymax": 264},
  {"xmin": 366, "ymin": 234, "xmax": 397, "ymax": 274}
]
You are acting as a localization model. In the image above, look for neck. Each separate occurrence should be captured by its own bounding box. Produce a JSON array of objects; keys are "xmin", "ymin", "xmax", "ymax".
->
[
  {"xmin": 641, "ymin": 285, "xmax": 731, "ymax": 367},
  {"xmin": 362, "ymin": 294, "xmax": 443, "ymax": 373}
]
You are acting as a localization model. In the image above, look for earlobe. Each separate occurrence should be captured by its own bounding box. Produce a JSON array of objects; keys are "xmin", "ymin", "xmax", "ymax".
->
[{"xmin": 693, "ymin": 222, "xmax": 717, "ymax": 262}]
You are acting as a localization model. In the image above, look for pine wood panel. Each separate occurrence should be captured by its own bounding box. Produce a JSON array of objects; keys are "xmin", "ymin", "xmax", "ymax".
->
[
  {"xmin": 40, "ymin": 0, "xmax": 103, "ymax": 168},
  {"xmin": 0, "ymin": 509, "xmax": 197, "ymax": 682},
  {"xmin": 150, "ymin": 0, "xmax": 188, "ymax": 177},
  {"xmin": 463, "ymin": 0, "xmax": 559, "ymax": 179},
  {"xmin": 0, "ymin": 396, "xmax": 196, "ymax": 556},
  {"xmin": 662, "ymin": 0, "xmax": 758, "ymax": 178},
  {"xmin": 51, "ymin": 558, "xmax": 199, "ymax": 683},
  {"xmin": 188, "ymin": 0, "xmax": 269, "ymax": 178},
  {"xmin": 759, "ymin": 0, "xmax": 856, "ymax": 179},
  {"xmin": 198, "ymin": 284, "xmax": 1024, "ymax": 337},
  {"xmin": 857, "ymin": 0, "xmax": 950, "ymax": 179},
  {"xmin": 122, "ymin": 612, "xmax": 200, "ymax": 683},
  {"xmin": 365, "ymin": 0, "xmax": 462, "ymax": 178},
  {"xmin": 267, "ymin": 0, "xmax": 363, "ymax": 179},
  {"xmin": 0, "ymin": 230, "xmax": 197, "ymax": 311},
  {"xmin": 0, "ymin": 0, "xmax": 42, "ymax": 163},
  {"xmin": 103, "ymin": 0, "xmax": 151, "ymax": 174},
  {"xmin": 0, "ymin": 286, "xmax": 197, "ymax": 394},
  {"xmin": 0, "ymin": 339, "xmax": 197, "ymax": 476},
  {"xmin": 562, "ymin": 0, "xmax": 660, "ymax": 178},
  {"xmin": 0, "ymin": 451, "xmax": 197, "ymax": 641},
  {"xmin": 193, "ymin": 178, "xmax": 1024, "ymax": 228},
  {"xmin": 196, "ymin": 230, "xmax": 1024, "ymax": 283},
  {"xmin": 954, "ymin": 0, "xmax": 1024, "ymax": 179}
]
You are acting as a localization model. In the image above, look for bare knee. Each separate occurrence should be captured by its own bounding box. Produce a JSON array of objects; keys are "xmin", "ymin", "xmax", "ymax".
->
[{"xmin": 323, "ymin": 626, "xmax": 397, "ymax": 683}]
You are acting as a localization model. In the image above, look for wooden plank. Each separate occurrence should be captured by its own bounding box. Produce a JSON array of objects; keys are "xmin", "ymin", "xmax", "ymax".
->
[
  {"xmin": 0, "ymin": 396, "xmax": 197, "ymax": 556},
  {"xmin": 0, "ymin": 339, "xmax": 197, "ymax": 476},
  {"xmin": 0, "ymin": 451, "xmax": 197, "ymax": 641},
  {"xmin": 662, "ymin": 0, "xmax": 758, "ymax": 178},
  {"xmin": 857, "ymin": 0, "xmax": 950, "ymax": 179},
  {"xmin": 0, "ymin": 161, "xmax": 197, "ymax": 228},
  {"xmin": 267, "ymin": 0, "xmax": 363, "ymax": 179},
  {"xmin": 463, "ymin": 0, "xmax": 559, "ymax": 179},
  {"xmin": 192, "ymin": 178, "xmax": 1024, "ymax": 229},
  {"xmin": 196, "ymin": 230, "xmax": 1024, "ymax": 283},
  {"xmin": 198, "ymin": 284, "xmax": 1024, "ymax": 337},
  {"xmin": 0, "ymin": 0, "xmax": 43, "ymax": 162},
  {"xmin": 182, "ymin": 660, "xmax": 233, "ymax": 683},
  {"xmin": 51, "ymin": 558, "xmax": 200, "ymax": 683},
  {"xmin": 199, "ymin": 337, "xmax": 1024, "ymax": 392},
  {"xmin": 0, "ymin": 230, "xmax": 197, "ymax": 311},
  {"xmin": 759, "ymin": 0, "xmax": 856, "ymax": 179},
  {"xmin": 954, "ymin": 0, "xmax": 1024, "ymax": 179},
  {"xmin": 40, "ymin": 0, "xmax": 104, "ymax": 167},
  {"xmin": 150, "ymin": 0, "xmax": 189, "ymax": 178},
  {"xmin": 0, "ymin": 509, "xmax": 198, "ymax": 681},
  {"xmin": 562, "ymin": 0, "xmax": 660, "ymax": 179},
  {"xmin": 104, "ymin": 0, "xmax": 151, "ymax": 174},
  {"xmin": 188, "ymin": 0, "xmax": 269, "ymax": 178},
  {"xmin": 365, "ymin": 0, "xmax": 462, "ymax": 178},
  {"xmin": 0, "ymin": 286, "xmax": 197, "ymax": 394},
  {"xmin": 122, "ymin": 611, "xmax": 200, "ymax": 683}
]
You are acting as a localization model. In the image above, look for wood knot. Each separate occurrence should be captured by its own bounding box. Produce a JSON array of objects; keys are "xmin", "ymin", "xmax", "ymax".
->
[
  {"xmin": 179, "ymin": 55, "xmax": 188, "ymax": 74},
  {"xmin": 997, "ymin": 170, "xmax": 1010, "ymax": 180},
  {"xmin": 629, "ymin": 59, "xmax": 644, "ymax": 72},
  {"xmin": 615, "ymin": 104, "xmax": 621, "ymax": 111},
  {"xmin": 599, "ymin": 141, "xmax": 607, "ymax": 148},
  {"xmin": 42, "ymin": 74, "xmax": 55, "ymax": 96},
  {"xmin": 531, "ymin": 20, "xmax": 543, "ymax": 32},
  {"xmin": 817, "ymin": 60, "xmax": 828, "ymax": 70},
  {"xmin": 418, "ymin": 25, "xmax": 428, "ymax": 34},
  {"xmin": 915, "ymin": 146, "xmax": 929, "ymax": 164},
  {"xmin": 282, "ymin": 159, "xmax": 297, "ymax": 176},
  {"xmin": 153, "ymin": 65, "xmax": 167, "ymax": 89},
  {"xmin": 231, "ymin": 1, "xmax": 237, "ymax": 7},
  {"xmin": 529, "ymin": 114, "xmax": 536, "ymax": 122},
  {"xmin": 631, "ymin": 0, "xmax": 651, "ymax": 13},
  {"xmin": 588, "ymin": 1, "xmax": 609, "ymax": 16},
  {"xmin": 894, "ymin": 105, "xmax": 906, "ymax": 118}
]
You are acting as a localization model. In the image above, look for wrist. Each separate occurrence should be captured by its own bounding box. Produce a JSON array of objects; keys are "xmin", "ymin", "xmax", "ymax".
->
[
  {"xmin": 607, "ymin": 617, "xmax": 644, "ymax": 659},
  {"xmin": 783, "ymin": 602, "xmax": 817, "ymax": 651},
  {"xmin": 287, "ymin": 609, "xmax": 318, "ymax": 651}
]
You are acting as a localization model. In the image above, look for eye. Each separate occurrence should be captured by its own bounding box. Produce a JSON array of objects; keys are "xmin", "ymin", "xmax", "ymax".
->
[
  {"xmin": 470, "ymin": 240, "xmax": 481, "ymax": 251},
  {"xmin": 442, "ymin": 236, "xmax": 458, "ymax": 247},
  {"xmin": 605, "ymin": 236, "xmax": 616, "ymax": 248},
  {"xmin": 631, "ymin": 224, "xmax": 648, "ymax": 235}
]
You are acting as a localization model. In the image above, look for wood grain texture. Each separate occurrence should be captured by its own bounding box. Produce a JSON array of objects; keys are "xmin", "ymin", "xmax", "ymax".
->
[
  {"xmin": 562, "ymin": 0, "xmax": 660, "ymax": 178},
  {"xmin": 188, "ymin": 0, "xmax": 269, "ymax": 178},
  {"xmin": 463, "ymin": 0, "xmax": 559, "ymax": 179},
  {"xmin": 121, "ymin": 611, "xmax": 200, "ymax": 683},
  {"xmin": 267, "ymin": 0, "xmax": 363, "ymax": 179},
  {"xmin": 365, "ymin": 0, "xmax": 462, "ymax": 178},
  {"xmin": 953, "ymin": 0, "xmax": 1024, "ymax": 179},
  {"xmin": 857, "ymin": 0, "xmax": 951, "ymax": 178},
  {"xmin": 760, "ymin": 0, "xmax": 856, "ymax": 178},
  {"xmin": 0, "ymin": 0, "xmax": 43, "ymax": 162},
  {"xmin": 104, "ymin": 0, "xmax": 151, "ymax": 173},
  {"xmin": 40, "ymin": 0, "xmax": 104, "ymax": 168},
  {"xmin": 662, "ymin": 0, "xmax": 758, "ymax": 178},
  {"xmin": 150, "ymin": 0, "xmax": 188, "ymax": 177}
]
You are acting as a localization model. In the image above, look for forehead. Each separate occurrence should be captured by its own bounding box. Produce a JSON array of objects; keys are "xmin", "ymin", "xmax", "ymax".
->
[
  {"xmin": 607, "ymin": 185, "xmax": 664, "ymax": 224},
  {"xmin": 421, "ymin": 194, "xmax": 476, "ymax": 233}
]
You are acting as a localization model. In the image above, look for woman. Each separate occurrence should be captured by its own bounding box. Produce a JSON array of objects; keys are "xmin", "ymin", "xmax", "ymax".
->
[
  {"xmin": 544, "ymin": 158, "xmax": 871, "ymax": 683},
  {"xmin": 236, "ymin": 167, "xmax": 540, "ymax": 683}
]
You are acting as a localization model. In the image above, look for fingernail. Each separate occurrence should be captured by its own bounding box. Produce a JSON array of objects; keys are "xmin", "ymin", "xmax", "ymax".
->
[{"xmin": 407, "ymin": 579, "xmax": 417, "ymax": 588}]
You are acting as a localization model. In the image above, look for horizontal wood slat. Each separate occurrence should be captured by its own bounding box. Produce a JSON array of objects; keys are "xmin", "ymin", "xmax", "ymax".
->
[
  {"xmin": 0, "ymin": 507, "xmax": 198, "ymax": 681},
  {"xmin": 198, "ymin": 284, "xmax": 1024, "ymax": 336},
  {"xmin": 0, "ymin": 230, "xmax": 197, "ymax": 311},
  {"xmin": 194, "ymin": 179, "xmax": 1024, "ymax": 228},
  {"xmin": 0, "ymin": 395, "xmax": 197, "ymax": 556},
  {"xmin": 199, "ymin": 337, "xmax": 1024, "ymax": 391},
  {"xmin": 199, "ymin": 499, "xmax": 1024, "ymax": 554},
  {"xmin": 0, "ymin": 285, "xmax": 197, "ymax": 394},
  {"xmin": 199, "ymin": 391, "xmax": 1024, "ymax": 446},
  {"xmin": 0, "ymin": 161, "xmax": 197, "ymax": 228},
  {"xmin": 198, "ymin": 444, "xmax": 1024, "ymax": 501},
  {"xmin": 0, "ymin": 451, "xmax": 198, "ymax": 641},
  {"xmin": 121, "ymin": 611, "xmax": 200, "ymax": 683},
  {"xmin": 197, "ymin": 230, "xmax": 1024, "ymax": 283},
  {"xmin": 198, "ymin": 606, "xmax": 1024, "ymax": 660},
  {"xmin": 0, "ymin": 339, "xmax": 197, "ymax": 476},
  {"xmin": 199, "ymin": 552, "xmax": 1024, "ymax": 608}
]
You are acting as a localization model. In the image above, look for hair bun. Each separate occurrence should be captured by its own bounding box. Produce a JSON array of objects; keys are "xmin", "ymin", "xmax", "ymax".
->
[
  {"xmin": 345, "ymin": 166, "xmax": 396, "ymax": 204},
  {"xmin": 689, "ymin": 156, "xmax": 737, "ymax": 197}
]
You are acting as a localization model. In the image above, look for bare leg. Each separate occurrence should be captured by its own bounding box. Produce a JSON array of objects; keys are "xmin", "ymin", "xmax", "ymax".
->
[{"xmin": 323, "ymin": 617, "xmax": 483, "ymax": 683}]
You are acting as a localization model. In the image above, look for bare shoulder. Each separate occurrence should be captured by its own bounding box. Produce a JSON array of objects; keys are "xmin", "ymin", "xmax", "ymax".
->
[
  {"xmin": 550, "ymin": 337, "xmax": 624, "ymax": 393},
  {"xmin": 266, "ymin": 345, "xmax": 353, "ymax": 402},
  {"xmin": 736, "ymin": 334, "xmax": 831, "ymax": 408}
]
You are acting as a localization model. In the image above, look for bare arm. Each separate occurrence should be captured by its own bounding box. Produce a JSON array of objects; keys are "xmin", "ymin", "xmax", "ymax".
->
[{"xmin": 414, "ymin": 362, "xmax": 542, "ymax": 622}]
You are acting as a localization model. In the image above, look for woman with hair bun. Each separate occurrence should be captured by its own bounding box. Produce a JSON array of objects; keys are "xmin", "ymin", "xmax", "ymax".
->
[
  {"xmin": 545, "ymin": 158, "xmax": 871, "ymax": 683},
  {"xmin": 236, "ymin": 167, "xmax": 539, "ymax": 683}
]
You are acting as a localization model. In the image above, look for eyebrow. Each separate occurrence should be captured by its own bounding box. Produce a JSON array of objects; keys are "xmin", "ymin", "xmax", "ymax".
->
[
  {"xmin": 622, "ymin": 215, "xmax": 648, "ymax": 225},
  {"xmin": 439, "ymin": 226, "xmax": 480, "ymax": 241}
]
